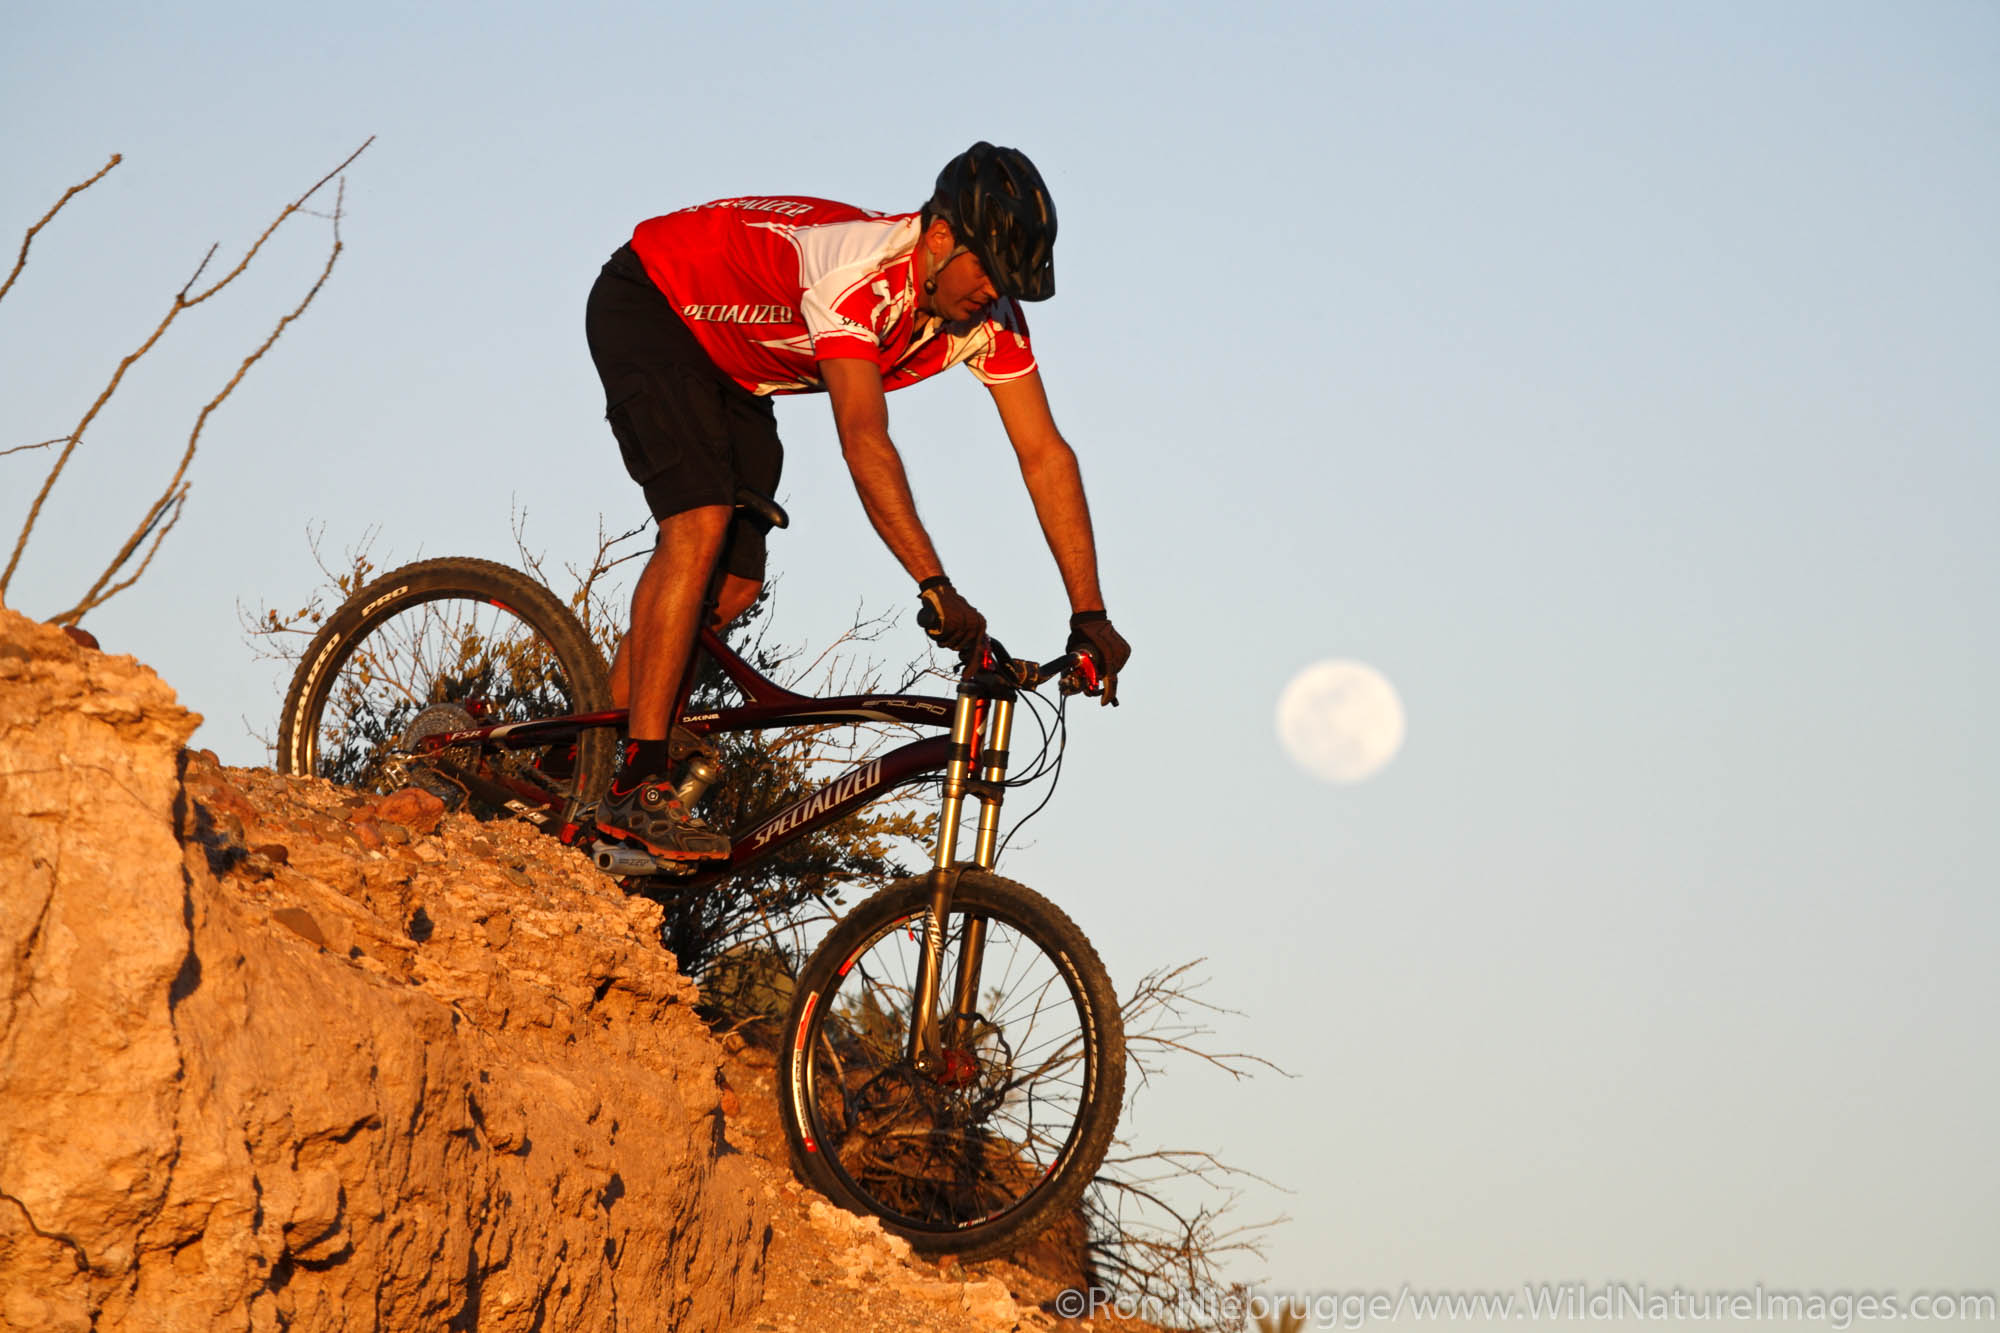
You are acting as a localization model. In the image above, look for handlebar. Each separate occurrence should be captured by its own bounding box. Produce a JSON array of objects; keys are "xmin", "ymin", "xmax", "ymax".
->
[{"xmin": 960, "ymin": 638, "xmax": 1118, "ymax": 706}]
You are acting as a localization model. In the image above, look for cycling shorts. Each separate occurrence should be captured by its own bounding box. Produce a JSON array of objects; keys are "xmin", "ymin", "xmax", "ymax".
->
[{"xmin": 585, "ymin": 244, "xmax": 784, "ymax": 582}]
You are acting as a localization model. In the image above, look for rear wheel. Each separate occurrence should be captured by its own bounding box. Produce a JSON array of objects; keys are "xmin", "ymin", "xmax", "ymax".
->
[
  {"xmin": 779, "ymin": 871, "xmax": 1124, "ymax": 1259},
  {"xmin": 276, "ymin": 557, "xmax": 614, "ymax": 817}
]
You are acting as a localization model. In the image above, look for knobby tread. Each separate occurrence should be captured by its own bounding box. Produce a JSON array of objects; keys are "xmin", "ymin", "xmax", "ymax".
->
[
  {"xmin": 779, "ymin": 870, "xmax": 1125, "ymax": 1260},
  {"xmin": 276, "ymin": 556, "xmax": 613, "ymax": 805}
]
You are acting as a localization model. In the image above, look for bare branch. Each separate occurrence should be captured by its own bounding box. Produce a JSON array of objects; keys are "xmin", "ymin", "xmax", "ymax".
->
[
  {"xmin": 0, "ymin": 153, "xmax": 121, "ymax": 308},
  {"xmin": 238, "ymin": 523, "xmax": 385, "ymax": 670},
  {"xmin": 5, "ymin": 302, "xmax": 180, "ymax": 595},
  {"xmin": 53, "ymin": 175, "xmax": 351, "ymax": 625},
  {"xmin": 2, "ymin": 139, "xmax": 372, "ymax": 600},
  {"xmin": 1097, "ymin": 1146, "xmax": 1284, "ymax": 1195},
  {"xmin": 177, "ymin": 243, "xmax": 220, "ymax": 302},
  {"xmin": 4, "ymin": 300, "xmax": 189, "ymax": 596},
  {"xmin": 2, "ymin": 438, "xmax": 62, "ymax": 459},
  {"xmin": 50, "ymin": 488, "xmax": 187, "ymax": 626},
  {"xmin": 1084, "ymin": 1159, "xmax": 1286, "ymax": 1326},
  {"xmin": 1075, "ymin": 960, "xmax": 1291, "ymax": 1324},
  {"xmin": 1122, "ymin": 960, "xmax": 1293, "ymax": 1092},
  {"xmin": 182, "ymin": 137, "xmax": 371, "ymax": 308}
]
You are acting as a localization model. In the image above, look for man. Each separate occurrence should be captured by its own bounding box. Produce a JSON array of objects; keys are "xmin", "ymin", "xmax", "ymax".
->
[{"xmin": 585, "ymin": 142, "xmax": 1130, "ymax": 861}]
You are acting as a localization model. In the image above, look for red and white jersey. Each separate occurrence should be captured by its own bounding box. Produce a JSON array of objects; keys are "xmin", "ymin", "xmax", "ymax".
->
[{"xmin": 629, "ymin": 197, "xmax": 1037, "ymax": 397}]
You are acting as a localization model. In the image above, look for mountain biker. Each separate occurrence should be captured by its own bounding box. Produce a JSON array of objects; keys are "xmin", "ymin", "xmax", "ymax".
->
[{"xmin": 584, "ymin": 142, "xmax": 1131, "ymax": 862}]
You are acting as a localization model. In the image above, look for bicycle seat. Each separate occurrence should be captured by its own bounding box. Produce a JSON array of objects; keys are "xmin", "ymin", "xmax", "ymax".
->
[{"xmin": 734, "ymin": 487, "xmax": 789, "ymax": 531}]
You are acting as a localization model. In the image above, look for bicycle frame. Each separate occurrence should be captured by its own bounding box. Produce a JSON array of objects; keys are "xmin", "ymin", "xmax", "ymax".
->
[{"xmin": 411, "ymin": 620, "xmax": 1027, "ymax": 1073}]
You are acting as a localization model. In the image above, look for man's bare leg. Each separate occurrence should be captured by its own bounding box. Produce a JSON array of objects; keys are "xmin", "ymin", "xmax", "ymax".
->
[
  {"xmin": 611, "ymin": 562, "xmax": 763, "ymax": 714},
  {"xmin": 611, "ymin": 505, "xmax": 731, "ymax": 740},
  {"xmin": 598, "ymin": 504, "xmax": 737, "ymax": 860}
]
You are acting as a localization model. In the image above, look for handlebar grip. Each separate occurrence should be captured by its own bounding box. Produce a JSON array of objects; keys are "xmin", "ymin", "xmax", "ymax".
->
[
  {"xmin": 1059, "ymin": 651, "xmax": 1100, "ymax": 697},
  {"xmin": 960, "ymin": 645, "xmax": 1111, "ymax": 699}
]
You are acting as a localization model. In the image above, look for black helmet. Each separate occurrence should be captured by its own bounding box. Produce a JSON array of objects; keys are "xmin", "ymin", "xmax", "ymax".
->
[{"xmin": 928, "ymin": 142, "xmax": 1057, "ymax": 302}]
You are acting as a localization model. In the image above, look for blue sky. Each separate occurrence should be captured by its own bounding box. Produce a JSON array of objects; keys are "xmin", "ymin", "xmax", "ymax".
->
[{"xmin": 5, "ymin": 0, "xmax": 1995, "ymax": 1315}]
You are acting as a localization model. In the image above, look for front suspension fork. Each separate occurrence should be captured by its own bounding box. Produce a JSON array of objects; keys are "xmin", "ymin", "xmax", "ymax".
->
[{"xmin": 909, "ymin": 686, "xmax": 1014, "ymax": 1076}]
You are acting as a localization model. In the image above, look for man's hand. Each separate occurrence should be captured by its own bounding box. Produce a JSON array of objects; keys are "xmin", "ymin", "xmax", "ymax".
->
[
  {"xmin": 1066, "ymin": 610, "xmax": 1130, "ymax": 704},
  {"xmin": 918, "ymin": 577, "xmax": 987, "ymax": 651}
]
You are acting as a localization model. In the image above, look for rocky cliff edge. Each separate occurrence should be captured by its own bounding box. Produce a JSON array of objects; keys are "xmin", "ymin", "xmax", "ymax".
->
[
  {"xmin": 0, "ymin": 605, "xmax": 771, "ymax": 1329},
  {"xmin": 0, "ymin": 608, "xmax": 1169, "ymax": 1333}
]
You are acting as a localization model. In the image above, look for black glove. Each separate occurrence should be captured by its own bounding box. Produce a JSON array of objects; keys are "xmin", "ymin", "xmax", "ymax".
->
[
  {"xmin": 917, "ymin": 576, "xmax": 987, "ymax": 652},
  {"xmin": 1066, "ymin": 610, "xmax": 1130, "ymax": 704}
]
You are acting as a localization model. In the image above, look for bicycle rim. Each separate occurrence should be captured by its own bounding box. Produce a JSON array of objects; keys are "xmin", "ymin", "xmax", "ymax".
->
[
  {"xmin": 282, "ymin": 564, "xmax": 610, "ymax": 812},
  {"xmin": 788, "ymin": 880, "xmax": 1115, "ymax": 1247}
]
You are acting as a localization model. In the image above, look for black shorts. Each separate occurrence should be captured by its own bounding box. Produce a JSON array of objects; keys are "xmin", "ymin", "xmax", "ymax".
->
[{"xmin": 585, "ymin": 244, "xmax": 783, "ymax": 582}]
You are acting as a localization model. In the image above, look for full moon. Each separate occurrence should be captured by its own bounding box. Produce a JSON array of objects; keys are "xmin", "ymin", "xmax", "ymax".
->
[{"xmin": 1275, "ymin": 660, "xmax": 1406, "ymax": 783}]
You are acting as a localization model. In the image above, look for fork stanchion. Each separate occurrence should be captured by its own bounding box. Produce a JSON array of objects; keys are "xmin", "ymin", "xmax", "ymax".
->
[
  {"xmin": 970, "ymin": 696, "xmax": 1012, "ymax": 869},
  {"xmin": 946, "ymin": 694, "xmax": 1015, "ymax": 1047},
  {"xmin": 909, "ymin": 687, "xmax": 982, "ymax": 1072}
]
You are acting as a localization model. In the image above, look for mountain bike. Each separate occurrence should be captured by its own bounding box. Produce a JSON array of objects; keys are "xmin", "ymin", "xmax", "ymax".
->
[{"xmin": 275, "ymin": 549, "xmax": 1124, "ymax": 1258}]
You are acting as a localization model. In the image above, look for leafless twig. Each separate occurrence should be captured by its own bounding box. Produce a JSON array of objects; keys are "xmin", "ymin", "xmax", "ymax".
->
[
  {"xmin": 238, "ymin": 522, "xmax": 386, "ymax": 661},
  {"xmin": 2, "ymin": 438, "xmax": 62, "ymax": 459},
  {"xmin": 194, "ymin": 140, "xmax": 368, "ymax": 304},
  {"xmin": 177, "ymin": 244, "xmax": 220, "ymax": 302},
  {"xmin": 71, "ymin": 487, "xmax": 189, "ymax": 617},
  {"xmin": 1077, "ymin": 961, "xmax": 1292, "ymax": 1326},
  {"xmin": 1122, "ymin": 959, "xmax": 1292, "ymax": 1093},
  {"xmin": 1084, "ymin": 1157, "xmax": 1283, "ymax": 1324},
  {"xmin": 48, "ymin": 176, "xmax": 355, "ymax": 626},
  {"xmin": 3, "ymin": 137, "xmax": 374, "ymax": 613},
  {"xmin": 0, "ymin": 153, "xmax": 121, "ymax": 308}
]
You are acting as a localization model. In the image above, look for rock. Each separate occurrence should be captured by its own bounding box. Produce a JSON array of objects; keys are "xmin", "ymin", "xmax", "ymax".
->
[
  {"xmin": 962, "ymin": 1277, "xmax": 1023, "ymax": 1326},
  {"xmin": 0, "ymin": 607, "xmax": 766, "ymax": 1331},
  {"xmin": 0, "ymin": 611, "xmax": 196, "ymax": 1295},
  {"xmin": 196, "ymin": 773, "xmax": 258, "ymax": 825},
  {"xmin": 272, "ymin": 906, "xmax": 327, "ymax": 950},
  {"xmin": 373, "ymin": 786, "xmax": 444, "ymax": 836}
]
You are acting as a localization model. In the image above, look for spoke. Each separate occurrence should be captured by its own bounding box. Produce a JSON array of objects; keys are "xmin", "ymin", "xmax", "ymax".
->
[
  {"xmin": 800, "ymin": 905, "xmax": 1094, "ymax": 1230},
  {"xmin": 310, "ymin": 595, "xmax": 583, "ymax": 800}
]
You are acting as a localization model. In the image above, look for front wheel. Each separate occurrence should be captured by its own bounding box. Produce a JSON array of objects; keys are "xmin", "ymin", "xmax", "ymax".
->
[
  {"xmin": 778, "ymin": 871, "xmax": 1124, "ymax": 1260},
  {"xmin": 276, "ymin": 557, "xmax": 614, "ymax": 815}
]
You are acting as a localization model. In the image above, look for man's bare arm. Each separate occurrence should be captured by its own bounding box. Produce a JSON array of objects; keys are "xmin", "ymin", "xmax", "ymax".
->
[
  {"xmin": 988, "ymin": 370, "xmax": 1105, "ymax": 612},
  {"xmin": 821, "ymin": 357, "xmax": 945, "ymax": 583}
]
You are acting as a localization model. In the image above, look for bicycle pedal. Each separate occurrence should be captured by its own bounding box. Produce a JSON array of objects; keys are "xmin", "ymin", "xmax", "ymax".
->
[
  {"xmin": 594, "ymin": 844, "xmax": 660, "ymax": 876},
  {"xmin": 592, "ymin": 843, "xmax": 697, "ymax": 879}
]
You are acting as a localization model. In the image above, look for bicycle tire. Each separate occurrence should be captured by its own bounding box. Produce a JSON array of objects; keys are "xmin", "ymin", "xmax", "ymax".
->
[
  {"xmin": 276, "ymin": 557, "xmax": 614, "ymax": 815},
  {"xmin": 778, "ymin": 871, "xmax": 1124, "ymax": 1259}
]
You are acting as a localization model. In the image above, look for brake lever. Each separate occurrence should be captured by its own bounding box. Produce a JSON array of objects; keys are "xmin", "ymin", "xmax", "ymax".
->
[
  {"xmin": 1060, "ymin": 650, "xmax": 1120, "ymax": 706},
  {"xmin": 1061, "ymin": 651, "xmax": 1101, "ymax": 697}
]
